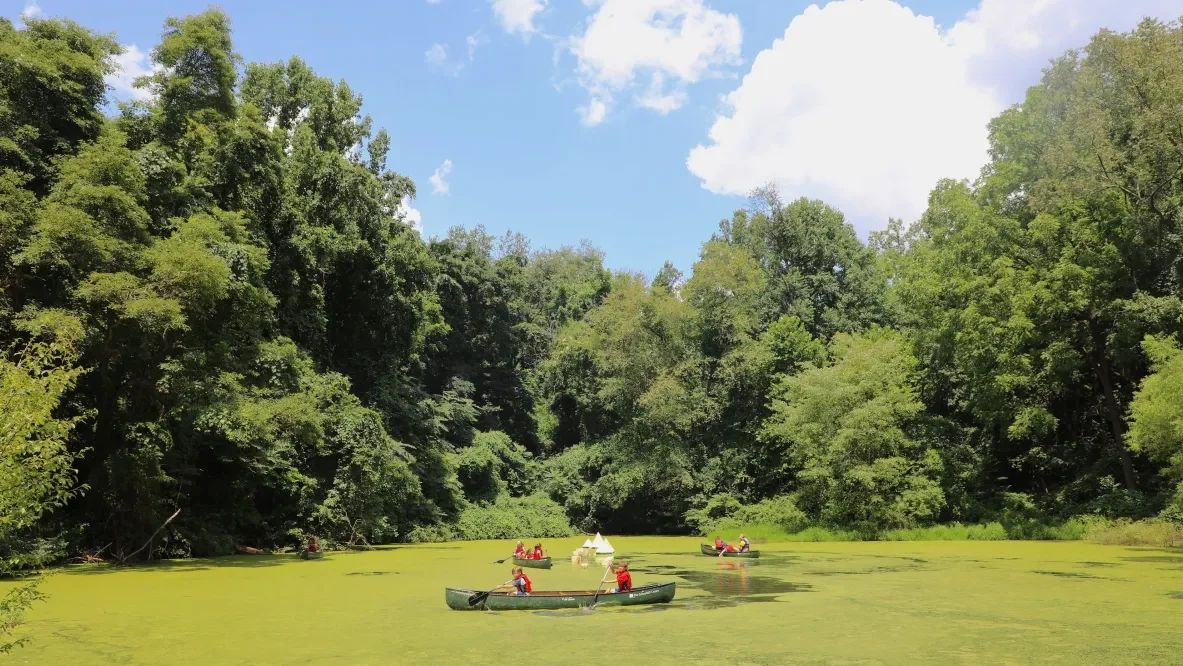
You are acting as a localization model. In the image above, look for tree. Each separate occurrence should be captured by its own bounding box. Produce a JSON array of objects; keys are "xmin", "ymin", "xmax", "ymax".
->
[
  {"xmin": 717, "ymin": 193, "xmax": 890, "ymax": 339},
  {"xmin": 1127, "ymin": 336, "xmax": 1183, "ymax": 517},
  {"xmin": 0, "ymin": 16, "xmax": 119, "ymax": 194},
  {"xmin": 898, "ymin": 19, "xmax": 1183, "ymax": 507},
  {"xmin": 762, "ymin": 328, "xmax": 944, "ymax": 532}
]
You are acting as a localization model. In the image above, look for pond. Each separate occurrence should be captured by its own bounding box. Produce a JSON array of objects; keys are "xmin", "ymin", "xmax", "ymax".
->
[{"xmin": 11, "ymin": 538, "xmax": 1183, "ymax": 664}]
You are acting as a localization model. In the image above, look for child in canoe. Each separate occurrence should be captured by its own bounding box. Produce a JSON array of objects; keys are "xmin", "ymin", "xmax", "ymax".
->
[
  {"xmin": 531, "ymin": 543, "xmax": 544, "ymax": 560},
  {"xmin": 713, "ymin": 536, "xmax": 736, "ymax": 555},
  {"xmin": 737, "ymin": 534, "xmax": 751, "ymax": 552},
  {"xmin": 497, "ymin": 565, "xmax": 532, "ymax": 596},
  {"xmin": 513, "ymin": 541, "xmax": 527, "ymax": 559},
  {"xmin": 608, "ymin": 560, "xmax": 632, "ymax": 593}
]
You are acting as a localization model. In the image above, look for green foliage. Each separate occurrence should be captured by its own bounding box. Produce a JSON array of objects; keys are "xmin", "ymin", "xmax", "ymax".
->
[
  {"xmin": 406, "ymin": 495, "xmax": 575, "ymax": 543},
  {"xmin": 719, "ymin": 193, "xmax": 890, "ymax": 340},
  {"xmin": 0, "ymin": 340, "xmax": 86, "ymax": 537},
  {"xmin": 763, "ymin": 329, "xmax": 944, "ymax": 532},
  {"xmin": 0, "ymin": 16, "xmax": 119, "ymax": 194},
  {"xmin": 1127, "ymin": 336, "xmax": 1183, "ymax": 515},
  {"xmin": 879, "ymin": 522, "xmax": 1010, "ymax": 541},
  {"xmin": 689, "ymin": 494, "xmax": 809, "ymax": 536},
  {"xmin": 454, "ymin": 430, "xmax": 538, "ymax": 503}
]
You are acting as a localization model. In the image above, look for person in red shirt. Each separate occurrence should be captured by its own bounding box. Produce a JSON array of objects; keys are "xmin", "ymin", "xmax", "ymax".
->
[
  {"xmin": 608, "ymin": 561, "xmax": 632, "ymax": 593},
  {"xmin": 306, "ymin": 535, "xmax": 320, "ymax": 553},
  {"xmin": 531, "ymin": 543, "xmax": 544, "ymax": 560},
  {"xmin": 714, "ymin": 535, "xmax": 737, "ymax": 556},
  {"xmin": 513, "ymin": 541, "xmax": 527, "ymax": 559}
]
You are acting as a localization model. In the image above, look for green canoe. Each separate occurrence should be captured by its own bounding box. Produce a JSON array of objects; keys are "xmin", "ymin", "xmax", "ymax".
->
[
  {"xmin": 298, "ymin": 550, "xmax": 324, "ymax": 560},
  {"xmin": 700, "ymin": 544, "xmax": 760, "ymax": 558},
  {"xmin": 512, "ymin": 556, "xmax": 553, "ymax": 569},
  {"xmin": 445, "ymin": 582, "xmax": 676, "ymax": 611}
]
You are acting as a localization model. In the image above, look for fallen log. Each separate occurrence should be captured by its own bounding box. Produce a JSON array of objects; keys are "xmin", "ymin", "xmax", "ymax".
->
[{"xmin": 120, "ymin": 508, "xmax": 181, "ymax": 562}]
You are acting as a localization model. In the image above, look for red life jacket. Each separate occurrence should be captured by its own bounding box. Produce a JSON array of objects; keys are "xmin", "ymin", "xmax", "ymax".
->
[
  {"xmin": 615, "ymin": 570, "xmax": 632, "ymax": 592},
  {"xmin": 514, "ymin": 546, "xmax": 526, "ymax": 558},
  {"xmin": 714, "ymin": 538, "xmax": 724, "ymax": 549},
  {"xmin": 515, "ymin": 573, "xmax": 533, "ymax": 593},
  {"xmin": 532, "ymin": 547, "xmax": 543, "ymax": 559}
]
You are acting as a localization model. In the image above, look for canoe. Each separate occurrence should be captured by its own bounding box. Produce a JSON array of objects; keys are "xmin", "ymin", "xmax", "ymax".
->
[
  {"xmin": 700, "ymin": 544, "xmax": 760, "ymax": 558},
  {"xmin": 512, "ymin": 556, "xmax": 553, "ymax": 569},
  {"xmin": 298, "ymin": 550, "xmax": 324, "ymax": 560},
  {"xmin": 445, "ymin": 582, "xmax": 676, "ymax": 611}
]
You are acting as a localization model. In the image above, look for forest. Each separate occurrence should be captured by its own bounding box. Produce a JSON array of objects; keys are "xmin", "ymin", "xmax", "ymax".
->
[{"xmin": 2, "ymin": 7, "xmax": 1183, "ymax": 583}]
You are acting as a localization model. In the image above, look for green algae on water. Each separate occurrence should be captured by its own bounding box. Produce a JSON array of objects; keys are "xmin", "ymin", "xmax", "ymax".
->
[{"xmin": 10, "ymin": 538, "xmax": 1183, "ymax": 665}]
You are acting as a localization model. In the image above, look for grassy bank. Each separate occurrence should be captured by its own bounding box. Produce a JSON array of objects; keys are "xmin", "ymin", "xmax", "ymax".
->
[{"xmin": 701, "ymin": 518, "xmax": 1181, "ymax": 546}]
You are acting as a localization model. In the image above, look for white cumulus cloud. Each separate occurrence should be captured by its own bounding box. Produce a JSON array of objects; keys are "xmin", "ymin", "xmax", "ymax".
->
[
  {"xmin": 491, "ymin": 0, "xmax": 547, "ymax": 38},
  {"xmin": 571, "ymin": 0, "xmax": 742, "ymax": 124},
  {"xmin": 105, "ymin": 44, "xmax": 160, "ymax": 103},
  {"xmin": 397, "ymin": 196, "xmax": 423, "ymax": 233},
  {"xmin": 687, "ymin": 0, "xmax": 1182, "ymax": 232},
  {"xmin": 21, "ymin": 2, "xmax": 41, "ymax": 19},
  {"xmin": 430, "ymin": 159, "xmax": 453, "ymax": 195}
]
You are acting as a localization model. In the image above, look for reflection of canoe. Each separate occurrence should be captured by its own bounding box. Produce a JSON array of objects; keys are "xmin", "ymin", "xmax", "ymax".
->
[
  {"xmin": 700, "ymin": 544, "xmax": 760, "ymax": 558},
  {"xmin": 512, "ymin": 556, "xmax": 553, "ymax": 569},
  {"xmin": 299, "ymin": 550, "xmax": 324, "ymax": 560},
  {"xmin": 445, "ymin": 582, "xmax": 676, "ymax": 611}
]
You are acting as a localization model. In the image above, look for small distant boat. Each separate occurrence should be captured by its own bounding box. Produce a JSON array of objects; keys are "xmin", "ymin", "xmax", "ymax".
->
[
  {"xmin": 512, "ymin": 556, "xmax": 553, "ymax": 569},
  {"xmin": 298, "ymin": 550, "xmax": 325, "ymax": 560},
  {"xmin": 445, "ymin": 582, "xmax": 676, "ymax": 611},
  {"xmin": 700, "ymin": 544, "xmax": 760, "ymax": 558}
]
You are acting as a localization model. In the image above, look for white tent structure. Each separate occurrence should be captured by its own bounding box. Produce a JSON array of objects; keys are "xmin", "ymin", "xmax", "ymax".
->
[
  {"xmin": 596, "ymin": 537, "xmax": 615, "ymax": 554},
  {"xmin": 581, "ymin": 538, "xmax": 594, "ymax": 549},
  {"xmin": 590, "ymin": 533, "xmax": 605, "ymax": 550}
]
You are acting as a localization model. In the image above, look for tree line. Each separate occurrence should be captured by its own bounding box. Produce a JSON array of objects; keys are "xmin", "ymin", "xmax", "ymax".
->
[{"xmin": 2, "ymin": 9, "xmax": 1182, "ymax": 584}]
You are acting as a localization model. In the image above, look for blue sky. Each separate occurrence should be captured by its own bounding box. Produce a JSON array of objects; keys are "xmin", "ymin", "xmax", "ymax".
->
[{"xmin": 9, "ymin": 0, "xmax": 1181, "ymax": 275}]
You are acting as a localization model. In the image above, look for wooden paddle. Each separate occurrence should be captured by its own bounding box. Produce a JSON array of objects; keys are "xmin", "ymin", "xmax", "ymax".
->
[
  {"xmin": 492, "ymin": 556, "xmax": 511, "ymax": 564},
  {"xmin": 468, "ymin": 580, "xmax": 513, "ymax": 608},
  {"xmin": 587, "ymin": 558, "xmax": 615, "ymax": 609}
]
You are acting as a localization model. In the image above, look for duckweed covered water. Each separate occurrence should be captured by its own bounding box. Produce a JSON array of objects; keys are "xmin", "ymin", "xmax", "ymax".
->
[{"xmin": 11, "ymin": 538, "xmax": 1183, "ymax": 665}]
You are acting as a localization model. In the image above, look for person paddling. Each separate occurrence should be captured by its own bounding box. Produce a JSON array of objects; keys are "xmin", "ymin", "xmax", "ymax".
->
[
  {"xmin": 737, "ymin": 533, "xmax": 751, "ymax": 553},
  {"xmin": 608, "ymin": 560, "xmax": 632, "ymax": 593},
  {"xmin": 513, "ymin": 540, "xmax": 527, "ymax": 559},
  {"xmin": 497, "ymin": 565, "xmax": 532, "ymax": 596}
]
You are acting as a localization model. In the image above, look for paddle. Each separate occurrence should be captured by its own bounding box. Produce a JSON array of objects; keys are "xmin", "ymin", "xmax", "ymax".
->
[
  {"xmin": 492, "ymin": 556, "xmax": 511, "ymax": 564},
  {"xmin": 468, "ymin": 580, "xmax": 513, "ymax": 608},
  {"xmin": 586, "ymin": 558, "xmax": 615, "ymax": 610}
]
